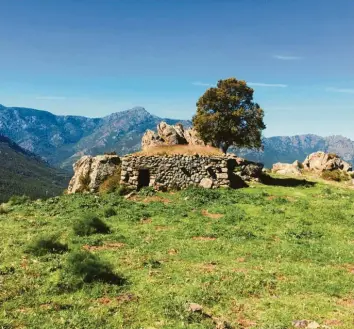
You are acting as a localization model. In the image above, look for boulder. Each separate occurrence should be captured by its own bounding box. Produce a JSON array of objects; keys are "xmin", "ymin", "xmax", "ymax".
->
[
  {"xmin": 68, "ymin": 154, "xmax": 121, "ymax": 193},
  {"xmin": 303, "ymin": 151, "xmax": 352, "ymax": 172},
  {"xmin": 141, "ymin": 130, "xmax": 164, "ymax": 150},
  {"xmin": 230, "ymin": 155, "xmax": 264, "ymax": 180},
  {"xmin": 184, "ymin": 128, "xmax": 205, "ymax": 146},
  {"xmin": 157, "ymin": 122, "xmax": 187, "ymax": 145},
  {"xmin": 272, "ymin": 160, "xmax": 303, "ymax": 176},
  {"xmin": 199, "ymin": 177, "xmax": 213, "ymax": 189},
  {"xmin": 141, "ymin": 121, "xmax": 205, "ymax": 150}
]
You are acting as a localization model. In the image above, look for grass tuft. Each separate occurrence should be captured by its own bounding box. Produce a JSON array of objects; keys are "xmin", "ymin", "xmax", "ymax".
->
[
  {"xmin": 60, "ymin": 250, "xmax": 126, "ymax": 288},
  {"xmin": 26, "ymin": 234, "xmax": 68, "ymax": 256},
  {"xmin": 73, "ymin": 214, "xmax": 110, "ymax": 236}
]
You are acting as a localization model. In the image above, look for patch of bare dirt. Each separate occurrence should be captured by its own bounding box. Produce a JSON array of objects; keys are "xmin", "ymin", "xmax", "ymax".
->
[
  {"xmin": 83, "ymin": 242, "xmax": 125, "ymax": 251},
  {"xmin": 155, "ymin": 225, "xmax": 170, "ymax": 231},
  {"xmin": 199, "ymin": 262, "xmax": 217, "ymax": 273},
  {"xmin": 96, "ymin": 293, "xmax": 138, "ymax": 305},
  {"xmin": 337, "ymin": 298, "xmax": 354, "ymax": 307},
  {"xmin": 201, "ymin": 209, "xmax": 224, "ymax": 219},
  {"xmin": 340, "ymin": 263, "xmax": 354, "ymax": 274},
  {"xmin": 324, "ymin": 319, "xmax": 343, "ymax": 326},
  {"xmin": 140, "ymin": 218, "xmax": 152, "ymax": 224},
  {"xmin": 168, "ymin": 248, "xmax": 178, "ymax": 255}
]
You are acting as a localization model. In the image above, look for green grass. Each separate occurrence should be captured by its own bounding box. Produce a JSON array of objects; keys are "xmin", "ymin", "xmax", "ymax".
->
[{"xmin": 1, "ymin": 177, "xmax": 354, "ymax": 328}]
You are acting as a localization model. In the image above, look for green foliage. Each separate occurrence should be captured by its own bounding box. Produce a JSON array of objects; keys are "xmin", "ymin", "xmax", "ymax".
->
[
  {"xmin": 9, "ymin": 195, "xmax": 31, "ymax": 205},
  {"xmin": 26, "ymin": 234, "xmax": 68, "ymax": 256},
  {"xmin": 115, "ymin": 185, "xmax": 134, "ymax": 196},
  {"xmin": 321, "ymin": 169, "xmax": 350, "ymax": 182},
  {"xmin": 60, "ymin": 250, "xmax": 125, "ymax": 288},
  {"xmin": 138, "ymin": 186, "xmax": 156, "ymax": 197},
  {"xmin": 73, "ymin": 214, "xmax": 110, "ymax": 236},
  {"xmin": 181, "ymin": 186, "xmax": 220, "ymax": 205},
  {"xmin": 103, "ymin": 207, "xmax": 116, "ymax": 218},
  {"xmin": 193, "ymin": 77, "xmax": 266, "ymax": 153}
]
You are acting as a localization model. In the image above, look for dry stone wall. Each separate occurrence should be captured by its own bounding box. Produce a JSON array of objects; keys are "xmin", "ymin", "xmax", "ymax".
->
[{"xmin": 120, "ymin": 154, "xmax": 262, "ymax": 190}]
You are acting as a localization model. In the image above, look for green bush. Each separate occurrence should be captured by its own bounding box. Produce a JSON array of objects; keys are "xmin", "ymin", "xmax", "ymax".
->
[
  {"xmin": 104, "ymin": 207, "xmax": 116, "ymax": 218},
  {"xmin": 61, "ymin": 250, "xmax": 125, "ymax": 287},
  {"xmin": 9, "ymin": 195, "xmax": 30, "ymax": 205},
  {"xmin": 26, "ymin": 234, "xmax": 68, "ymax": 256},
  {"xmin": 138, "ymin": 186, "xmax": 156, "ymax": 197},
  {"xmin": 73, "ymin": 214, "xmax": 110, "ymax": 236},
  {"xmin": 321, "ymin": 170, "xmax": 350, "ymax": 182},
  {"xmin": 116, "ymin": 185, "xmax": 134, "ymax": 196},
  {"xmin": 181, "ymin": 187, "xmax": 220, "ymax": 206}
]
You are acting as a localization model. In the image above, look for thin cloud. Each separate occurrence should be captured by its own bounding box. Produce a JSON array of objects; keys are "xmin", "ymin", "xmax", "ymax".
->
[
  {"xmin": 273, "ymin": 55, "xmax": 303, "ymax": 61},
  {"xmin": 192, "ymin": 81, "xmax": 214, "ymax": 87},
  {"xmin": 35, "ymin": 96, "xmax": 67, "ymax": 100},
  {"xmin": 326, "ymin": 87, "xmax": 354, "ymax": 94},
  {"xmin": 248, "ymin": 82, "xmax": 288, "ymax": 88}
]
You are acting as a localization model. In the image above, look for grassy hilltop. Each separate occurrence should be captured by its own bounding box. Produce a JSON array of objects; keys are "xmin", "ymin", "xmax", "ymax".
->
[{"xmin": 1, "ymin": 177, "xmax": 354, "ymax": 329}]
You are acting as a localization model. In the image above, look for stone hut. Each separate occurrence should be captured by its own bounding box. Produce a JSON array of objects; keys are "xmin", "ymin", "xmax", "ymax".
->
[{"xmin": 120, "ymin": 154, "xmax": 262, "ymax": 190}]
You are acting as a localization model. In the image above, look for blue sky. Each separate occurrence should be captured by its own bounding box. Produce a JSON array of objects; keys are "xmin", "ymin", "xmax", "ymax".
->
[{"xmin": 0, "ymin": 0, "xmax": 353, "ymax": 138}]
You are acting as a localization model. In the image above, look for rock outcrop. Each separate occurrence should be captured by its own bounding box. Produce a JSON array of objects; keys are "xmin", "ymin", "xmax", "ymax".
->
[
  {"xmin": 271, "ymin": 152, "xmax": 352, "ymax": 177},
  {"xmin": 68, "ymin": 154, "xmax": 121, "ymax": 193},
  {"xmin": 142, "ymin": 122, "xmax": 204, "ymax": 150},
  {"xmin": 303, "ymin": 151, "xmax": 352, "ymax": 172},
  {"xmin": 272, "ymin": 160, "xmax": 303, "ymax": 176}
]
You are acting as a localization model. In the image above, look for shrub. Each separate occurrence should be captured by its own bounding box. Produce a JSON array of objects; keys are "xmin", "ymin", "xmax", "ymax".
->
[
  {"xmin": 99, "ymin": 168, "xmax": 121, "ymax": 194},
  {"xmin": 321, "ymin": 170, "xmax": 350, "ymax": 182},
  {"xmin": 78, "ymin": 173, "xmax": 91, "ymax": 192},
  {"xmin": 116, "ymin": 185, "xmax": 134, "ymax": 196},
  {"xmin": 9, "ymin": 195, "xmax": 30, "ymax": 205},
  {"xmin": 138, "ymin": 186, "xmax": 156, "ymax": 197},
  {"xmin": 73, "ymin": 214, "xmax": 110, "ymax": 236},
  {"xmin": 26, "ymin": 234, "xmax": 68, "ymax": 256},
  {"xmin": 104, "ymin": 207, "xmax": 116, "ymax": 218},
  {"xmin": 61, "ymin": 250, "xmax": 125, "ymax": 287},
  {"xmin": 181, "ymin": 187, "xmax": 220, "ymax": 206}
]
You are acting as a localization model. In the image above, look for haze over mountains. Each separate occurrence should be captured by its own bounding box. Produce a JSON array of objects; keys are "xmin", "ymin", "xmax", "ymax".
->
[{"xmin": 1, "ymin": 104, "xmax": 354, "ymax": 170}]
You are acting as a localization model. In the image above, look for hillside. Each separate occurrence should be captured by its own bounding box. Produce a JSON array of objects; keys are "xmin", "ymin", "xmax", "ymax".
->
[
  {"xmin": 237, "ymin": 134, "xmax": 354, "ymax": 168},
  {"xmin": 1, "ymin": 180, "xmax": 354, "ymax": 328},
  {"xmin": 0, "ymin": 135, "xmax": 69, "ymax": 202},
  {"xmin": 0, "ymin": 104, "xmax": 190, "ymax": 170}
]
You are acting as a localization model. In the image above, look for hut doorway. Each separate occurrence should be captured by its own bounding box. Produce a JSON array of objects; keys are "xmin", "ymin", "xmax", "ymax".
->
[{"xmin": 137, "ymin": 169, "xmax": 150, "ymax": 189}]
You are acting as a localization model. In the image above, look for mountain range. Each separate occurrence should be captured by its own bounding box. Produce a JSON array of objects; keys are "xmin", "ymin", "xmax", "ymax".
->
[
  {"xmin": 0, "ymin": 134, "xmax": 69, "ymax": 202},
  {"xmin": 0, "ymin": 104, "xmax": 190, "ymax": 170},
  {"xmin": 1, "ymin": 104, "xmax": 354, "ymax": 171}
]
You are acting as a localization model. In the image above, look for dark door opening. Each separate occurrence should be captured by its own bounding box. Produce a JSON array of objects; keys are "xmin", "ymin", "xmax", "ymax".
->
[{"xmin": 137, "ymin": 169, "xmax": 150, "ymax": 190}]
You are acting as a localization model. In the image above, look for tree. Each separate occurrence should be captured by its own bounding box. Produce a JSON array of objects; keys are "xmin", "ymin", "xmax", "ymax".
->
[{"xmin": 193, "ymin": 78, "xmax": 266, "ymax": 153}]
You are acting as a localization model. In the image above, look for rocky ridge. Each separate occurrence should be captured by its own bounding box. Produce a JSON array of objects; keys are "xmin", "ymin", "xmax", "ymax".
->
[{"xmin": 142, "ymin": 121, "xmax": 204, "ymax": 150}]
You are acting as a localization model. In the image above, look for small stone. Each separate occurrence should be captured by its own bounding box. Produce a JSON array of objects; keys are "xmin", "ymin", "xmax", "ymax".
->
[
  {"xmin": 188, "ymin": 303, "xmax": 203, "ymax": 313},
  {"xmin": 307, "ymin": 321, "xmax": 320, "ymax": 329},
  {"xmin": 199, "ymin": 178, "xmax": 213, "ymax": 189},
  {"xmin": 292, "ymin": 320, "xmax": 308, "ymax": 328}
]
